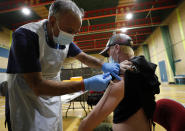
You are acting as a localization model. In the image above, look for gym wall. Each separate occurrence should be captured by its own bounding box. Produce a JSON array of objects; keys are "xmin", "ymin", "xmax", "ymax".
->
[
  {"xmin": 0, "ymin": 27, "xmax": 12, "ymax": 82},
  {"xmin": 135, "ymin": 0, "xmax": 185, "ymax": 83}
]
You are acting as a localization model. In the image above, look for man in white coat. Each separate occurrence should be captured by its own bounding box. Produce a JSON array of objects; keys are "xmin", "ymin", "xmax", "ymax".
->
[{"xmin": 6, "ymin": 0, "xmax": 123, "ymax": 131}]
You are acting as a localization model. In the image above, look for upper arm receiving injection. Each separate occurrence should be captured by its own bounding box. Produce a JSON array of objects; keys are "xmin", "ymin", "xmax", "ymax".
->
[{"xmin": 79, "ymin": 76, "xmax": 125, "ymax": 131}]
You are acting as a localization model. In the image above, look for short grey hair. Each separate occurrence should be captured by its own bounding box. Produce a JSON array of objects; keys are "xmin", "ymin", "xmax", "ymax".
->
[{"xmin": 48, "ymin": 0, "xmax": 84, "ymax": 19}]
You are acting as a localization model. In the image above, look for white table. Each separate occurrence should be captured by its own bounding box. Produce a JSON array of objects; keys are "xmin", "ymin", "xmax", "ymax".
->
[
  {"xmin": 61, "ymin": 91, "xmax": 86, "ymax": 104},
  {"xmin": 61, "ymin": 91, "xmax": 88, "ymax": 117}
]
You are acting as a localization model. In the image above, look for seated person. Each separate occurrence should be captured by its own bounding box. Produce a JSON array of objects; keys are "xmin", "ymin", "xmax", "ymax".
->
[{"xmin": 79, "ymin": 33, "xmax": 160, "ymax": 131}]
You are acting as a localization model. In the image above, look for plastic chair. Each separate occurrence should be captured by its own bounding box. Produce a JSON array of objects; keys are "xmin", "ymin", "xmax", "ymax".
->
[{"xmin": 153, "ymin": 98, "xmax": 185, "ymax": 131}]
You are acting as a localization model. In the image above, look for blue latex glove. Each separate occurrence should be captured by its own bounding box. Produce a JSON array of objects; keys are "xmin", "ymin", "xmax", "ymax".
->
[
  {"xmin": 102, "ymin": 63, "xmax": 121, "ymax": 80},
  {"xmin": 84, "ymin": 72, "xmax": 112, "ymax": 91}
]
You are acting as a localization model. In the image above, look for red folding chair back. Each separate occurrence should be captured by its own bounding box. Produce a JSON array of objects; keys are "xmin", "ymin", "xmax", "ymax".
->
[{"xmin": 153, "ymin": 99, "xmax": 185, "ymax": 131}]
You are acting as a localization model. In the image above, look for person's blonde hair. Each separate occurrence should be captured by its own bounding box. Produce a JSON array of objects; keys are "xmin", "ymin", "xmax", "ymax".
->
[{"xmin": 120, "ymin": 45, "xmax": 134, "ymax": 57}]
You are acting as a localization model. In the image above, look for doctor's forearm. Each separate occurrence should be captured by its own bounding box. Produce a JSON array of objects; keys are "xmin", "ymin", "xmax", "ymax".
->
[
  {"xmin": 33, "ymin": 80, "xmax": 83, "ymax": 96},
  {"xmin": 23, "ymin": 73, "xmax": 84, "ymax": 96},
  {"xmin": 84, "ymin": 56, "xmax": 103, "ymax": 68},
  {"xmin": 76, "ymin": 52, "xmax": 103, "ymax": 68}
]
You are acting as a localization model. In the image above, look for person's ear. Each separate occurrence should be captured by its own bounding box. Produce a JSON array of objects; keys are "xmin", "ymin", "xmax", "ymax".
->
[{"xmin": 115, "ymin": 44, "xmax": 120, "ymax": 54}]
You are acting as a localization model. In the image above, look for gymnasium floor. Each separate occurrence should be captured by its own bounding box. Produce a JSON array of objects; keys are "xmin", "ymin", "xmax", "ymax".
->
[{"xmin": 0, "ymin": 84, "xmax": 185, "ymax": 131}]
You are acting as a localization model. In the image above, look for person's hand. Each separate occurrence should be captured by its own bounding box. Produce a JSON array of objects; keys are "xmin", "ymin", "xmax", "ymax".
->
[
  {"xmin": 102, "ymin": 63, "xmax": 121, "ymax": 80},
  {"xmin": 120, "ymin": 60, "xmax": 133, "ymax": 75},
  {"xmin": 84, "ymin": 73, "xmax": 112, "ymax": 91}
]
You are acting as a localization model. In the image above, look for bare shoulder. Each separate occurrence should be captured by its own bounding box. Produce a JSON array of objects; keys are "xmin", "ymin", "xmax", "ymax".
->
[{"xmin": 106, "ymin": 76, "xmax": 125, "ymax": 101}]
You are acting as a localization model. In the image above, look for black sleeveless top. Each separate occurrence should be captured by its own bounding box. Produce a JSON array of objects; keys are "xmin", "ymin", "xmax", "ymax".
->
[{"xmin": 113, "ymin": 56, "xmax": 160, "ymax": 123}]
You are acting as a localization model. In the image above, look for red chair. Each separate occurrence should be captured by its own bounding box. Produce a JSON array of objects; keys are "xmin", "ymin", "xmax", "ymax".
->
[{"xmin": 153, "ymin": 99, "xmax": 185, "ymax": 131}]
